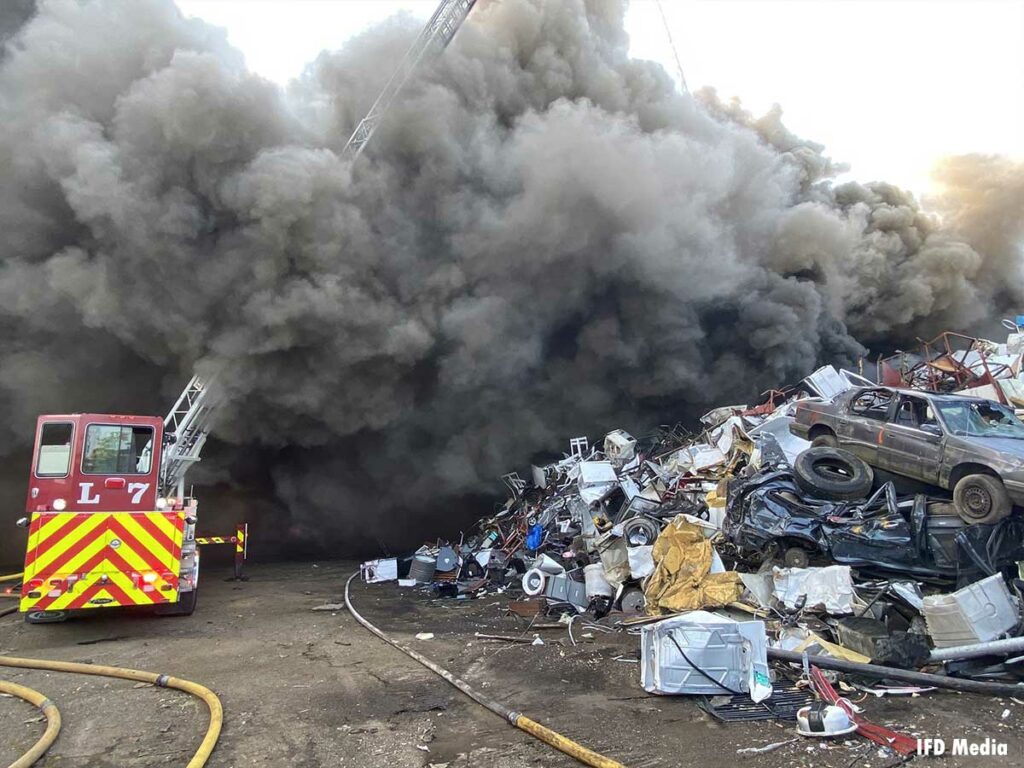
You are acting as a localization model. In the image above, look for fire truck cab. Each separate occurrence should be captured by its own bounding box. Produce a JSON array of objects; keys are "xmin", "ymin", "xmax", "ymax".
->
[{"xmin": 19, "ymin": 413, "xmax": 199, "ymax": 621}]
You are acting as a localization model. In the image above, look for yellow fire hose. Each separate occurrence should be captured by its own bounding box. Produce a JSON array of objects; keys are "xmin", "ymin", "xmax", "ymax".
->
[
  {"xmin": 0, "ymin": 656, "xmax": 222, "ymax": 768},
  {"xmin": 344, "ymin": 573, "xmax": 625, "ymax": 768},
  {"xmin": 0, "ymin": 680, "xmax": 61, "ymax": 768},
  {"xmin": 0, "ymin": 573, "xmax": 23, "ymax": 583}
]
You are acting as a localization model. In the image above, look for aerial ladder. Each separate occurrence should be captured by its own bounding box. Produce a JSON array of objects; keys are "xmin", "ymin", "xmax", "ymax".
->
[
  {"xmin": 14, "ymin": 0, "xmax": 478, "ymax": 623},
  {"xmin": 160, "ymin": 0, "xmax": 479, "ymax": 480},
  {"xmin": 343, "ymin": 0, "xmax": 477, "ymax": 158},
  {"xmin": 155, "ymin": 0, "xmax": 479, "ymax": 491}
]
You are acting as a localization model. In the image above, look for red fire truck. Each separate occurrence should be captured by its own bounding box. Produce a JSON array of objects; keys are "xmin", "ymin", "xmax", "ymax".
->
[{"xmin": 16, "ymin": 378, "xmax": 244, "ymax": 622}]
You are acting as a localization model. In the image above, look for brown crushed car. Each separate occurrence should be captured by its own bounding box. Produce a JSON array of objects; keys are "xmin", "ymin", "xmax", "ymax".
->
[{"xmin": 789, "ymin": 386, "xmax": 1024, "ymax": 524}]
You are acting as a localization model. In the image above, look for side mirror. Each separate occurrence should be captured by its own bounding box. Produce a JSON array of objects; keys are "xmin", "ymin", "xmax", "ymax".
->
[
  {"xmin": 920, "ymin": 423, "xmax": 942, "ymax": 437},
  {"xmin": 16, "ymin": 517, "xmax": 29, "ymax": 528}
]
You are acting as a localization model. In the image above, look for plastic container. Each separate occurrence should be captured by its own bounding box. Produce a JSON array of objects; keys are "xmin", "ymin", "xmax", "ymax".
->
[
  {"xmin": 922, "ymin": 574, "xmax": 1018, "ymax": 648},
  {"xmin": 583, "ymin": 563, "xmax": 613, "ymax": 598},
  {"xmin": 534, "ymin": 554, "xmax": 565, "ymax": 575}
]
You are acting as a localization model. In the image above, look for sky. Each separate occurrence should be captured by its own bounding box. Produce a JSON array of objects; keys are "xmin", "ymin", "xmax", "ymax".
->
[{"xmin": 175, "ymin": 0, "xmax": 1024, "ymax": 199}]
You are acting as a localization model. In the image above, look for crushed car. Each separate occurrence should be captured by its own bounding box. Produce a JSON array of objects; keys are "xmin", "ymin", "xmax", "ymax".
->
[
  {"xmin": 790, "ymin": 385, "xmax": 1024, "ymax": 523},
  {"xmin": 725, "ymin": 441, "xmax": 1024, "ymax": 582}
]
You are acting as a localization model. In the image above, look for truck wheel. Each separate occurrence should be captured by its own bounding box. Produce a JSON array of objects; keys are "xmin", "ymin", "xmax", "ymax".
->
[
  {"xmin": 810, "ymin": 432, "xmax": 839, "ymax": 448},
  {"xmin": 25, "ymin": 610, "xmax": 67, "ymax": 624},
  {"xmin": 953, "ymin": 474, "xmax": 1011, "ymax": 524},
  {"xmin": 793, "ymin": 447, "xmax": 873, "ymax": 501},
  {"xmin": 156, "ymin": 587, "xmax": 198, "ymax": 617}
]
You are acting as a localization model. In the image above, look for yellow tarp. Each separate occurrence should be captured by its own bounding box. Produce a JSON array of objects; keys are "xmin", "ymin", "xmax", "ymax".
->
[{"xmin": 644, "ymin": 516, "xmax": 743, "ymax": 614}]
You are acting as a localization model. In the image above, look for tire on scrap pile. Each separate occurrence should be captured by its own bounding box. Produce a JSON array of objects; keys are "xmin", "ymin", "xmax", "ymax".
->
[
  {"xmin": 793, "ymin": 447, "xmax": 873, "ymax": 502},
  {"xmin": 953, "ymin": 473, "xmax": 1011, "ymax": 525}
]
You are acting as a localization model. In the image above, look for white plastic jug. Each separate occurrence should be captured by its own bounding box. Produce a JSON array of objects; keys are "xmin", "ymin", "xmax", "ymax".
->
[{"xmin": 583, "ymin": 563, "xmax": 613, "ymax": 598}]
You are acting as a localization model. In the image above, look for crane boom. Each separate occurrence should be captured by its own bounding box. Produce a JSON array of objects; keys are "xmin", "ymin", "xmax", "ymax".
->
[
  {"xmin": 342, "ymin": 0, "xmax": 477, "ymax": 158},
  {"xmin": 160, "ymin": 0, "xmax": 477, "ymax": 494}
]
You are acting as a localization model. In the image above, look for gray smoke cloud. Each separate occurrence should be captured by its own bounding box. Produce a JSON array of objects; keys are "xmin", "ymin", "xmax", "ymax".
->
[{"xmin": 1, "ymin": 0, "xmax": 1020, "ymax": 562}]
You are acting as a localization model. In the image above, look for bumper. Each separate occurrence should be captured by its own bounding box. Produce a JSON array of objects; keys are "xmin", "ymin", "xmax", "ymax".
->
[{"xmin": 20, "ymin": 510, "xmax": 186, "ymax": 613}]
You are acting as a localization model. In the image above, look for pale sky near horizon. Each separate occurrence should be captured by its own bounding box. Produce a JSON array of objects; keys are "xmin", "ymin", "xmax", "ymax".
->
[{"xmin": 175, "ymin": 0, "xmax": 1024, "ymax": 200}]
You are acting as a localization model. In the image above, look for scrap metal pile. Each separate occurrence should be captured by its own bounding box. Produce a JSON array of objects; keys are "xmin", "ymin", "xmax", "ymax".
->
[{"xmin": 362, "ymin": 324, "xmax": 1024, "ymax": 747}]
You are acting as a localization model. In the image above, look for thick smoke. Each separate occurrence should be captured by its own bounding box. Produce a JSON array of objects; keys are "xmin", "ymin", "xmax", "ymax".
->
[{"xmin": 1, "ymin": 0, "xmax": 1020, "ymax": 562}]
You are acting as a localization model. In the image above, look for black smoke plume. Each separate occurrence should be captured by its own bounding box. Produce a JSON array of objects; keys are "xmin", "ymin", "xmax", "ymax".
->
[{"xmin": 1, "ymin": 0, "xmax": 1020, "ymax": 563}]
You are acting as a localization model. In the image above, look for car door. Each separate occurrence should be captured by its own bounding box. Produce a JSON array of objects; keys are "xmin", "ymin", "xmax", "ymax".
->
[
  {"xmin": 843, "ymin": 389, "xmax": 896, "ymax": 466},
  {"xmin": 880, "ymin": 395, "xmax": 944, "ymax": 483}
]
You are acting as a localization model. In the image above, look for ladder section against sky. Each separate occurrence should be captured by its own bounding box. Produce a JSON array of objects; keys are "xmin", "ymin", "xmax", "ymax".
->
[
  {"xmin": 342, "ymin": 0, "xmax": 478, "ymax": 158},
  {"xmin": 159, "ymin": 0, "xmax": 480, "ymax": 495}
]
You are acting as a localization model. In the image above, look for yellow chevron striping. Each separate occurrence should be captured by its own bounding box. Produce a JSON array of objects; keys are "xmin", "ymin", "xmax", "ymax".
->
[
  {"xmin": 28, "ymin": 513, "xmax": 106, "ymax": 577},
  {"xmin": 118, "ymin": 515, "xmax": 177, "ymax": 571},
  {"xmin": 34, "ymin": 511, "xmax": 85, "ymax": 545},
  {"xmin": 149, "ymin": 511, "xmax": 179, "ymax": 542},
  {"xmin": 21, "ymin": 562, "xmax": 175, "ymax": 611},
  {"xmin": 27, "ymin": 518, "xmax": 107, "ymax": 581},
  {"xmin": 36, "ymin": 533, "xmax": 109, "ymax": 582}
]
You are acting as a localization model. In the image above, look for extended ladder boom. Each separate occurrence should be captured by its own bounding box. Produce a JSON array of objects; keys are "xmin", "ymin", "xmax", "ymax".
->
[
  {"xmin": 157, "ymin": 1, "xmax": 477, "ymax": 494},
  {"xmin": 161, "ymin": 374, "xmax": 220, "ymax": 497},
  {"xmin": 342, "ymin": 0, "xmax": 477, "ymax": 158}
]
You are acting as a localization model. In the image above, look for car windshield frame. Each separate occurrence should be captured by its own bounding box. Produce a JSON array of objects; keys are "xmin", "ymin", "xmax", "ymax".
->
[{"xmin": 933, "ymin": 399, "xmax": 1024, "ymax": 440}]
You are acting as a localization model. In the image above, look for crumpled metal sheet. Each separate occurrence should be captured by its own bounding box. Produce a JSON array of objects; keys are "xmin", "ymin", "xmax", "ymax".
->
[
  {"xmin": 640, "ymin": 611, "xmax": 772, "ymax": 701},
  {"xmin": 644, "ymin": 516, "xmax": 742, "ymax": 614},
  {"xmin": 771, "ymin": 565, "xmax": 854, "ymax": 614}
]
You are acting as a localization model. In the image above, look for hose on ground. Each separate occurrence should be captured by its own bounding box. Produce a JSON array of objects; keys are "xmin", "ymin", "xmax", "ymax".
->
[
  {"xmin": 0, "ymin": 607, "xmax": 17, "ymax": 619},
  {"xmin": 0, "ymin": 573, "xmax": 22, "ymax": 583},
  {"xmin": 768, "ymin": 647, "xmax": 1024, "ymax": 696},
  {"xmin": 0, "ymin": 656, "xmax": 222, "ymax": 768},
  {"xmin": 344, "ymin": 573, "xmax": 625, "ymax": 768},
  {"xmin": 0, "ymin": 680, "xmax": 61, "ymax": 768}
]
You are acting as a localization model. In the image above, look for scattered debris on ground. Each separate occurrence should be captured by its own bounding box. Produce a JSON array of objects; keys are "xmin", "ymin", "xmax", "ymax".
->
[{"xmin": 360, "ymin": 322, "xmax": 1024, "ymax": 759}]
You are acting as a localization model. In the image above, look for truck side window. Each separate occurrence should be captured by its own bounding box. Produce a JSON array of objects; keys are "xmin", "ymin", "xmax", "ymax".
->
[
  {"xmin": 36, "ymin": 423, "xmax": 73, "ymax": 477},
  {"xmin": 82, "ymin": 425, "xmax": 154, "ymax": 474},
  {"xmin": 851, "ymin": 390, "xmax": 893, "ymax": 421}
]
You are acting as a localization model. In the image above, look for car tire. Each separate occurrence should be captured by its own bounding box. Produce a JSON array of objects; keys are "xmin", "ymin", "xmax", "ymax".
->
[
  {"xmin": 810, "ymin": 433, "xmax": 839, "ymax": 448},
  {"xmin": 793, "ymin": 447, "xmax": 874, "ymax": 501},
  {"xmin": 783, "ymin": 547, "xmax": 810, "ymax": 569},
  {"xmin": 953, "ymin": 474, "xmax": 1011, "ymax": 524}
]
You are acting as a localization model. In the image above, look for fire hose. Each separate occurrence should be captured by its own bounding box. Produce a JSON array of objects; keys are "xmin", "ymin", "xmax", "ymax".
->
[
  {"xmin": 344, "ymin": 573, "xmax": 625, "ymax": 768},
  {"xmin": 0, "ymin": 656, "xmax": 222, "ymax": 768},
  {"xmin": 0, "ymin": 573, "xmax": 23, "ymax": 583},
  {"xmin": 0, "ymin": 680, "xmax": 61, "ymax": 768}
]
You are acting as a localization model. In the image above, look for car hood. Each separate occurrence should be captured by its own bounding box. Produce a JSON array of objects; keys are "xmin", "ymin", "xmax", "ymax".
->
[{"xmin": 955, "ymin": 435, "xmax": 1024, "ymax": 460}]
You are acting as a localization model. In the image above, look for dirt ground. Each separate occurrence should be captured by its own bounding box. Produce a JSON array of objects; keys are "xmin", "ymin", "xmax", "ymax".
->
[{"xmin": 1, "ymin": 561, "xmax": 1022, "ymax": 767}]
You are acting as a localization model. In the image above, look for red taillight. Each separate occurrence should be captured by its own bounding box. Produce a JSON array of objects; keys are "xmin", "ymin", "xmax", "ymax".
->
[{"xmin": 26, "ymin": 579, "xmax": 44, "ymax": 591}]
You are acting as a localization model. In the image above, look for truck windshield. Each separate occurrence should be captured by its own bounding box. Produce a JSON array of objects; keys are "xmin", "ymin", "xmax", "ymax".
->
[
  {"xmin": 934, "ymin": 401, "xmax": 1024, "ymax": 439},
  {"xmin": 82, "ymin": 424, "xmax": 154, "ymax": 474}
]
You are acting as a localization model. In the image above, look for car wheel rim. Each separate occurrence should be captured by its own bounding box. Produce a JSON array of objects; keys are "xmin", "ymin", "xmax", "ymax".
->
[{"xmin": 963, "ymin": 487, "xmax": 992, "ymax": 518}]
